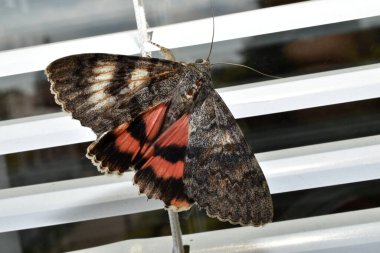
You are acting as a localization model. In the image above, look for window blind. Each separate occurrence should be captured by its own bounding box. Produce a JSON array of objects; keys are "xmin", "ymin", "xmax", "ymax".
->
[{"xmin": 1, "ymin": 0, "xmax": 380, "ymax": 252}]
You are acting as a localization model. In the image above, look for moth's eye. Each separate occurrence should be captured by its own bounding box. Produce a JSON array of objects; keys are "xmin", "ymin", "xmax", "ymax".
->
[
  {"xmin": 195, "ymin": 59, "xmax": 203, "ymax": 63},
  {"xmin": 185, "ymin": 88, "xmax": 194, "ymax": 99},
  {"xmin": 187, "ymin": 88, "xmax": 194, "ymax": 96}
]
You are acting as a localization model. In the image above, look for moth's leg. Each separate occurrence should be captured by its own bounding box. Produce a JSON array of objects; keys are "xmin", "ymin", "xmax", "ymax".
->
[{"xmin": 149, "ymin": 41, "xmax": 176, "ymax": 61}]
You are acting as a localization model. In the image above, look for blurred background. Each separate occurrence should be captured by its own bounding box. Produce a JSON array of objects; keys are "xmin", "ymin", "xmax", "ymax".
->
[{"xmin": 1, "ymin": 0, "xmax": 380, "ymax": 252}]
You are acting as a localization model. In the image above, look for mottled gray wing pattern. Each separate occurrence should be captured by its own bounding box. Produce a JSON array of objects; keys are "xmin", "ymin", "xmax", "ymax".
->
[
  {"xmin": 184, "ymin": 88, "xmax": 273, "ymax": 226},
  {"xmin": 46, "ymin": 53, "xmax": 184, "ymax": 136}
]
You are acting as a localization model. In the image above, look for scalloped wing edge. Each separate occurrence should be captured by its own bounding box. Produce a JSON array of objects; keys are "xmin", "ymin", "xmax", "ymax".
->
[
  {"xmin": 85, "ymin": 139, "xmax": 193, "ymax": 212},
  {"xmin": 46, "ymin": 69, "xmax": 74, "ymax": 116},
  {"xmin": 85, "ymin": 137, "xmax": 128, "ymax": 175}
]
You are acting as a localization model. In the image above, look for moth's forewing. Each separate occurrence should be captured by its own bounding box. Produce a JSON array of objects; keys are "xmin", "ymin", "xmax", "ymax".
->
[{"xmin": 184, "ymin": 87, "xmax": 273, "ymax": 225}]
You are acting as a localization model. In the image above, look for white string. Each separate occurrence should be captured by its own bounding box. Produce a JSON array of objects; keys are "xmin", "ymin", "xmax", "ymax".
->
[
  {"xmin": 132, "ymin": 0, "xmax": 151, "ymax": 57},
  {"xmin": 168, "ymin": 209, "xmax": 185, "ymax": 253},
  {"xmin": 132, "ymin": 1, "xmax": 184, "ymax": 253}
]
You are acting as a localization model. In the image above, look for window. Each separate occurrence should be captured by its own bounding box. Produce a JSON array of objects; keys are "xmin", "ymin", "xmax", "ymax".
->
[{"xmin": 1, "ymin": 0, "xmax": 380, "ymax": 252}]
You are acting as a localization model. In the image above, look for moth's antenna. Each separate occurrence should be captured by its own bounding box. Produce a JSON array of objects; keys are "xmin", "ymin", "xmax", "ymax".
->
[
  {"xmin": 206, "ymin": 0, "xmax": 215, "ymax": 62},
  {"xmin": 212, "ymin": 62, "xmax": 281, "ymax": 79}
]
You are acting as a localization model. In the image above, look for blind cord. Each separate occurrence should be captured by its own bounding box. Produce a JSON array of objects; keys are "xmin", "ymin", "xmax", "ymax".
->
[
  {"xmin": 132, "ymin": 1, "xmax": 184, "ymax": 253},
  {"xmin": 133, "ymin": 0, "xmax": 151, "ymax": 58}
]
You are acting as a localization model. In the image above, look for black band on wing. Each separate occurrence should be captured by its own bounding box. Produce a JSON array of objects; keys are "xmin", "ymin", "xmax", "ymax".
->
[
  {"xmin": 134, "ymin": 166, "xmax": 193, "ymax": 206},
  {"xmin": 154, "ymin": 144, "xmax": 187, "ymax": 163}
]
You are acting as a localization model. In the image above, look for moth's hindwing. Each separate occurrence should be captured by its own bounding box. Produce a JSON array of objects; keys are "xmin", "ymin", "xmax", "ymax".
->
[
  {"xmin": 86, "ymin": 102, "xmax": 194, "ymax": 210},
  {"xmin": 184, "ymin": 88, "xmax": 273, "ymax": 226},
  {"xmin": 86, "ymin": 103, "xmax": 169, "ymax": 174},
  {"xmin": 134, "ymin": 113, "xmax": 194, "ymax": 211}
]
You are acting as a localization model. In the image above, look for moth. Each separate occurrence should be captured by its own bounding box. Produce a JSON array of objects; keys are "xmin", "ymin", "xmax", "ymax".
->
[{"xmin": 45, "ymin": 42, "xmax": 273, "ymax": 226}]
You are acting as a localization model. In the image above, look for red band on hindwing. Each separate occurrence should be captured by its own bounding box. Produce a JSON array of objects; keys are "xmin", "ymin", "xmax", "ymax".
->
[
  {"xmin": 140, "ymin": 114, "xmax": 189, "ymax": 179},
  {"xmin": 141, "ymin": 103, "xmax": 167, "ymax": 152},
  {"xmin": 114, "ymin": 103, "xmax": 168, "ymax": 160},
  {"xmin": 134, "ymin": 114, "xmax": 193, "ymax": 210},
  {"xmin": 170, "ymin": 198, "xmax": 192, "ymax": 209},
  {"xmin": 87, "ymin": 104, "xmax": 193, "ymax": 210},
  {"xmin": 87, "ymin": 103, "xmax": 168, "ymax": 174},
  {"xmin": 115, "ymin": 130, "xmax": 140, "ymax": 160}
]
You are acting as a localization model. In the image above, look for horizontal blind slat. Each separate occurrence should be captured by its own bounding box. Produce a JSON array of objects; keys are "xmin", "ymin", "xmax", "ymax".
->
[
  {"xmin": 0, "ymin": 0, "xmax": 379, "ymax": 77},
  {"xmin": 66, "ymin": 207, "xmax": 380, "ymax": 253},
  {"xmin": 1, "ymin": 135, "xmax": 379, "ymax": 232},
  {"xmin": 1, "ymin": 63, "xmax": 380, "ymax": 155}
]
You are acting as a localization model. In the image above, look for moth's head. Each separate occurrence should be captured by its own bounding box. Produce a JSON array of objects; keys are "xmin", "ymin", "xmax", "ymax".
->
[
  {"xmin": 195, "ymin": 58, "xmax": 208, "ymax": 64},
  {"xmin": 193, "ymin": 58, "xmax": 211, "ymax": 75}
]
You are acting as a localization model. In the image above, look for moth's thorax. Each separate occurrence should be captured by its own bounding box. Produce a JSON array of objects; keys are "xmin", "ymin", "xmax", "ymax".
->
[
  {"xmin": 162, "ymin": 61, "xmax": 211, "ymax": 131},
  {"xmin": 189, "ymin": 60, "xmax": 212, "ymax": 76}
]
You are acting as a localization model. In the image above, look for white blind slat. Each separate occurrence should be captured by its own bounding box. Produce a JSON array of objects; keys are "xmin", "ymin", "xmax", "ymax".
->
[
  {"xmin": 1, "ymin": 135, "xmax": 379, "ymax": 232},
  {"xmin": 1, "ymin": 63, "xmax": 380, "ymax": 155},
  {"xmin": 66, "ymin": 207, "xmax": 380, "ymax": 253},
  {"xmin": 0, "ymin": 0, "xmax": 379, "ymax": 77}
]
